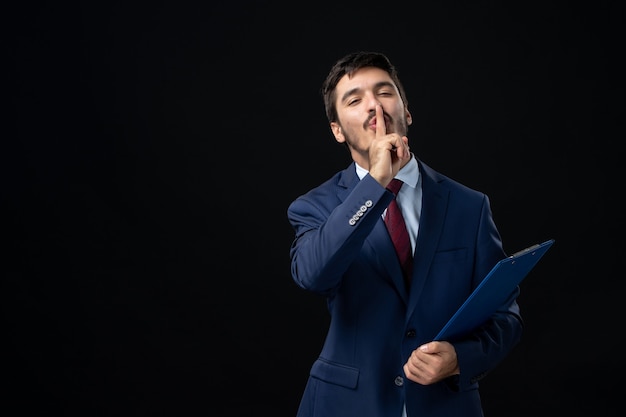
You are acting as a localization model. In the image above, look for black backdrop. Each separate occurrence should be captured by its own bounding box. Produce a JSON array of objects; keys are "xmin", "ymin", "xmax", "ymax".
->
[{"xmin": 6, "ymin": 1, "xmax": 624, "ymax": 416}]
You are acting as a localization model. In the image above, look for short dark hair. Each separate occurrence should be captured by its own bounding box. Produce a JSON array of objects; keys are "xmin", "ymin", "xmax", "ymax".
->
[{"xmin": 321, "ymin": 51, "xmax": 408, "ymax": 123}]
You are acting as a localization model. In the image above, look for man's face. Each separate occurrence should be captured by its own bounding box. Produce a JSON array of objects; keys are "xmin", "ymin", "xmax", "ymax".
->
[{"xmin": 330, "ymin": 66, "xmax": 411, "ymax": 166}]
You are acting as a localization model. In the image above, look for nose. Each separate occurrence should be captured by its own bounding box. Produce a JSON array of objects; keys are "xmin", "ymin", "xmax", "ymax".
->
[{"xmin": 365, "ymin": 92, "xmax": 382, "ymax": 112}]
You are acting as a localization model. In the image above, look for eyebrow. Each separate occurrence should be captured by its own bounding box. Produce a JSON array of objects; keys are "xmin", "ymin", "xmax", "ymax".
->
[{"xmin": 340, "ymin": 81, "xmax": 396, "ymax": 103}]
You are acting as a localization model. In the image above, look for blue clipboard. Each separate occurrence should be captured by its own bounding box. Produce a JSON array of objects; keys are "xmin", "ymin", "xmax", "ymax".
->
[{"xmin": 434, "ymin": 239, "xmax": 555, "ymax": 341}]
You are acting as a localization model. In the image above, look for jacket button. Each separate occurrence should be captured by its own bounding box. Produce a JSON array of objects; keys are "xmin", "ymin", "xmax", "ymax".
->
[
  {"xmin": 406, "ymin": 329, "xmax": 416, "ymax": 337},
  {"xmin": 394, "ymin": 376, "xmax": 404, "ymax": 386}
]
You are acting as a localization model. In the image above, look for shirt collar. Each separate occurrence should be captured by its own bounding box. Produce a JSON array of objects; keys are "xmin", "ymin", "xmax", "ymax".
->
[{"xmin": 355, "ymin": 153, "xmax": 420, "ymax": 188}]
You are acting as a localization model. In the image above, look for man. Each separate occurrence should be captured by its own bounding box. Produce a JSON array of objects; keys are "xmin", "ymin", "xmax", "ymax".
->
[{"xmin": 287, "ymin": 51, "xmax": 523, "ymax": 416}]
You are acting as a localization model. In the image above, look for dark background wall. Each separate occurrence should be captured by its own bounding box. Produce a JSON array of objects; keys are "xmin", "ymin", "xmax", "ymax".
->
[{"xmin": 6, "ymin": 1, "xmax": 624, "ymax": 416}]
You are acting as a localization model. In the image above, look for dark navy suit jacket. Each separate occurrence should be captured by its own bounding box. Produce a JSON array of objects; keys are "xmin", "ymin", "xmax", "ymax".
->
[{"xmin": 287, "ymin": 158, "xmax": 523, "ymax": 417}]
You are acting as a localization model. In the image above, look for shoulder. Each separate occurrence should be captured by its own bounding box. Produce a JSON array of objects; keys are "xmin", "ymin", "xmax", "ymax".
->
[
  {"xmin": 292, "ymin": 163, "xmax": 358, "ymax": 203},
  {"xmin": 419, "ymin": 159, "xmax": 486, "ymax": 201},
  {"xmin": 287, "ymin": 163, "xmax": 359, "ymax": 215}
]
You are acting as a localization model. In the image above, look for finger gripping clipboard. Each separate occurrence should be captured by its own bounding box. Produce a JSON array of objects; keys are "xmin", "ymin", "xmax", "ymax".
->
[{"xmin": 434, "ymin": 239, "xmax": 555, "ymax": 341}]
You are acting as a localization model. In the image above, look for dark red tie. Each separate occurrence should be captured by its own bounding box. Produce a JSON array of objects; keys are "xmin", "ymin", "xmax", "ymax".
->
[{"xmin": 384, "ymin": 179, "xmax": 413, "ymax": 287}]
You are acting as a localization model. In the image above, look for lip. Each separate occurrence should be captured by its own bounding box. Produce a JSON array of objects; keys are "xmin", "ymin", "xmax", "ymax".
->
[{"xmin": 368, "ymin": 116, "xmax": 389, "ymax": 131}]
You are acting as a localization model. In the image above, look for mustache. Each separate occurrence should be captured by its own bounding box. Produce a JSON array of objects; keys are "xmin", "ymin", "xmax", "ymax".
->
[{"xmin": 364, "ymin": 110, "xmax": 392, "ymax": 130}]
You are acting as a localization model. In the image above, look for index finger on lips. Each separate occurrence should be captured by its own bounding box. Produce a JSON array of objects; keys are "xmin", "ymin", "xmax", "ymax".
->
[{"xmin": 376, "ymin": 104, "xmax": 386, "ymax": 138}]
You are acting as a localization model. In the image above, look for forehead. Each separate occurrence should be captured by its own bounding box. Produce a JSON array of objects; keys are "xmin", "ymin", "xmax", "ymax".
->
[{"xmin": 335, "ymin": 67, "xmax": 396, "ymax": 95}]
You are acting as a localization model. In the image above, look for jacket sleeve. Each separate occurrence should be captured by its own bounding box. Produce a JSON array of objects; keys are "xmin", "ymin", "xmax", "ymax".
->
[{"xmin": 287, "ymin": 174, "xmax": 393, "ymax": 295}]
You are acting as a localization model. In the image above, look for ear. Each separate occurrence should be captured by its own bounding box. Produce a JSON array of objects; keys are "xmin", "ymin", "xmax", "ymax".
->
[
  {"xmin": 405, "ymin": 108, "xmax": 413, "ymax": 126},
  {"xmin": 330, "ymin": 122, "xmax": 345, "ymax": 143}
]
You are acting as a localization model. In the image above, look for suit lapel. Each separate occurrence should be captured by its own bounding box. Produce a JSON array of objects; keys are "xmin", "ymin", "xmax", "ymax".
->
[
  {"xmin": 407, "ymin": 162, "xmax": 449, "ymax": 318},
  {"xmin": 366, "ymin": 221, "xmax": 410, "ymax": 303}
]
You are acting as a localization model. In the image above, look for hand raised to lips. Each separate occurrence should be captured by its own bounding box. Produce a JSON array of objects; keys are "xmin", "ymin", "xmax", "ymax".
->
[{"xmin": 368, "ymin": 103, "xmax": 410, "ymax": 187}]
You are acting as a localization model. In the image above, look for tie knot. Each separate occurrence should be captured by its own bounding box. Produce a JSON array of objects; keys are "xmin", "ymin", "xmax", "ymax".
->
[{"xmin": 386, "ymin": 178, "xmax": 404, "ymax": 195}]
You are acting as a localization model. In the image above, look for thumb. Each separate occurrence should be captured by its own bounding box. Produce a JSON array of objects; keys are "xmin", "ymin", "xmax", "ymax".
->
[{"xmin": 419, "ymin": 341, "xmax": 437, "ymax": 353}]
